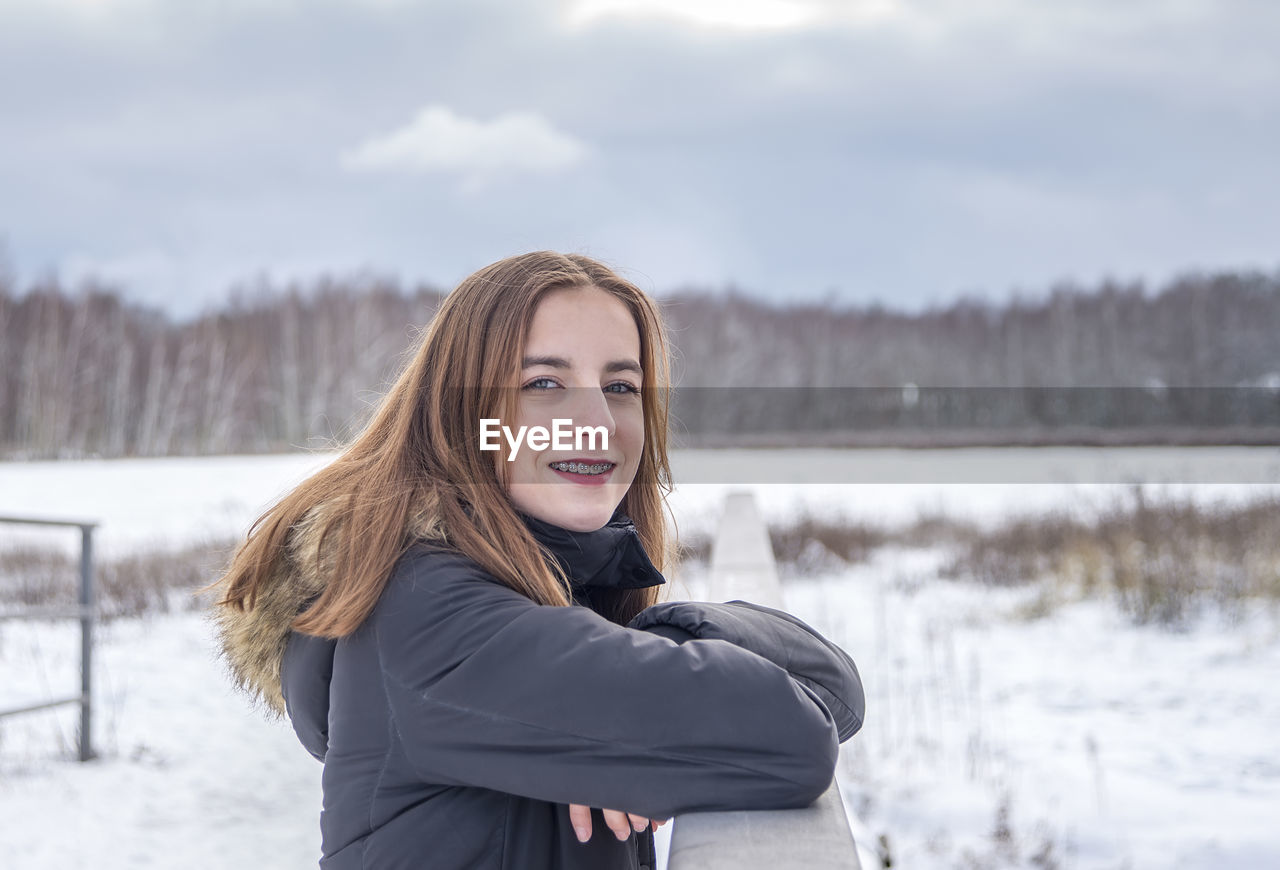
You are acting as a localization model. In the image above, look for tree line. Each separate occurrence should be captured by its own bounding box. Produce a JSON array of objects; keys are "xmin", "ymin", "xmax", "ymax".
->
[
  {"xmin": 1, "ymin": 267, "xmax": 1278, "ymax": 458},
  {"xmin": 0, "ymin": 274, "xmax": 442, "ymax": 458}
]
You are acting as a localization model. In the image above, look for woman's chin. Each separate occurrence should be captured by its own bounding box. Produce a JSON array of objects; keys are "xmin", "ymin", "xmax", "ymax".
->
[{"xmin": 514, "ymin": 491, "xmax": 621, "ymax": 532}]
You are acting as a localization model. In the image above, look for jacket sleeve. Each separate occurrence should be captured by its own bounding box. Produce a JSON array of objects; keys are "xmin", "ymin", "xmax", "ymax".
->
[
  {"xmin": 372, "ymin": 548, "xmax": 842, "ymax": 820},
  {"xmin": 628, "ymin": 600, "xmax": 864, "ymax": 742},
  {"xmin": 281, "ymin": 630, "xmax": 336, "ymax": 762}
]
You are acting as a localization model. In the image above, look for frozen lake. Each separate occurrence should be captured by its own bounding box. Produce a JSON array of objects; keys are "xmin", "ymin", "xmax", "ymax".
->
[{"xmin": 2, "ymin": 446, "xmax": 1278, "ymax": 554}]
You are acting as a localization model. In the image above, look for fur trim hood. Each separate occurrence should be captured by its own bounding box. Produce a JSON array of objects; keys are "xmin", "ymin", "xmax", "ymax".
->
[
  {"xmin": 210, "ymin": 499, "xmax": 664, "ymax": 718},
  {"xmin": 209, "ymin": 497, "xmax": 449, "ymax": 717}
]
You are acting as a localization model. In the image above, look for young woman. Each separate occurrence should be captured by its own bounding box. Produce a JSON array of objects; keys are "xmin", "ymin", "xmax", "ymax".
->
[{"xmin": 210, "ymin": 251, "xmax": 865, "ymax": 870}]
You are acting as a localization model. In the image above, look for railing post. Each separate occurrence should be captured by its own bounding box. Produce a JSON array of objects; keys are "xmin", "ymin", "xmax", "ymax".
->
[
  {"xmin": 78, "ymin": 523, "xmax": 96, "ymax": 762},
  {"xmin": 704, "ymin": 491, "xmax": 785, "ymax": 610},
  {"xmin": 0, "ymin": 515, "xmax": 98, "ymax": 762},
  {"xmin": 666, "ymin": 490, "xmax": 862, "ymax": 869}
]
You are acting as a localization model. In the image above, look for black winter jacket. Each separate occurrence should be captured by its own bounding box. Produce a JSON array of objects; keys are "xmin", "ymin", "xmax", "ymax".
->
[{"xmin": 279, "ymin": 511, "xmax": 865, "ymax": 869}]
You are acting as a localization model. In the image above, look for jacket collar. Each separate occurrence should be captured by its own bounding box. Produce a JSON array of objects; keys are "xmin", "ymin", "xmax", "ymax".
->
[{"xmin": 515, "ymin": 507, "xmax": 666, "ymax": 591}]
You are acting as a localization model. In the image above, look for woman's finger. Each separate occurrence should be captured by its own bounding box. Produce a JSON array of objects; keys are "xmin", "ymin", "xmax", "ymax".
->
[
  {"xmin": 627, "ymin": 812, "xmax": 653, "ymax": 833},
  {"xmin": 602, "ymin": 808, "xmax": 636, "ymax": 841},
  {"xmin": 568, "ymin": 803, "xmax": 593, "ymax": 843},
  {"xmin": 569, "ymin": 804, "xmax": 664, "ymax": 843}
]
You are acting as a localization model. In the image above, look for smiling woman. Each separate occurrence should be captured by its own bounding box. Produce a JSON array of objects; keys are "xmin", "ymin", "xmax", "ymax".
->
[
  {"xmin": 206, "ymin": 250, "xmax": 865, "ymax": 870},
  {"xmin": 498, "ymin": 283, "xmax": 646, "ymax": 532}
]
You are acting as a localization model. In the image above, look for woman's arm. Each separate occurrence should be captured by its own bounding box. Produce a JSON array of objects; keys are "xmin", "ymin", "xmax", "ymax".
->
[
  {"xmin": 372, "ymin": 547, "xmax": 852, "ymax": 821},
  {"xmin": 628, "ymin": 599, "xmax": 864, "ymax": 742}
]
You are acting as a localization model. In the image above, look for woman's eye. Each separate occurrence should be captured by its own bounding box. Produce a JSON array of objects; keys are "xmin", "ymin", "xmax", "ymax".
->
[{"xmin": 522, "ymin": 378, "xmax": 639, "ymax": 394}]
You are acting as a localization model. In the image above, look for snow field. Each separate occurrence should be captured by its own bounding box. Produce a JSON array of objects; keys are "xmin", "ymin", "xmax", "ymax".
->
[{"xmin": 3, "ymin": 451, "xmax": 1279, "ymax": 868}]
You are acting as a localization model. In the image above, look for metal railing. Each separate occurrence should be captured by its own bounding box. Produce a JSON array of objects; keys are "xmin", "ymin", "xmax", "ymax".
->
[
  {"xmin": 0, "ymin": 515, "xmax": 97, "ymax": 762},
  {"xmin": 665, "ymin": 491, "xmax": 863, "ymax": 869}
]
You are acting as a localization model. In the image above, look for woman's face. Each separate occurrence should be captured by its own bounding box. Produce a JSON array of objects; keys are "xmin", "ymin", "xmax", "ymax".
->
[{"xmin": 498, "ymin": 285, "xmax": 645, "ymax": 532}]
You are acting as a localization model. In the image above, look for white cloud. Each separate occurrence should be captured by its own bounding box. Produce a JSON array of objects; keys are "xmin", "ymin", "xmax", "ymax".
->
[
  {"xmin": 5, "ymin": 0, "xmax": 1277, "ymax": 314},
  {"xmin": 565, "ymin": 0, "xmax": 819, "ymax": 31},
  {"xmin": 563, "ymin": 0, "xmax": 908, "ymax": 32},
  {"xmin": 2, "ymin": 0, "xmax": 142, "ymax": 13},
  {"xmin": 339, "ymin": 105, "xmax": 589, "ymax": 176}
]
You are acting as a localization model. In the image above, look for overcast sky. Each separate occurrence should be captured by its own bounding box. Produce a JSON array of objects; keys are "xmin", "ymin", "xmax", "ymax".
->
[{"xmin": 1, "ymin": 0, "xmax": 1276, "ymax": 315}]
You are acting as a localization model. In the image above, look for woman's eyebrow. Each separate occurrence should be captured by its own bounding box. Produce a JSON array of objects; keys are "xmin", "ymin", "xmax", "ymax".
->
[{"xmin": 521, "ymin": 355, "xmax": 642, "ymax": 375}]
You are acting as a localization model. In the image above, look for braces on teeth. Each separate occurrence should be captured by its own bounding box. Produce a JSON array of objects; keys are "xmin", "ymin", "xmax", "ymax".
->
[{"xmin": 551, "ymin": 461, "xmax": 612, "ymax": 474}]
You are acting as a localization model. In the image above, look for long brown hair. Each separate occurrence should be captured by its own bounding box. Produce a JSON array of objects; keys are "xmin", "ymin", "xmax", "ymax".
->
[{"xmin": 210, "ymin": 251, "xmax": 675, "ymax": 637}]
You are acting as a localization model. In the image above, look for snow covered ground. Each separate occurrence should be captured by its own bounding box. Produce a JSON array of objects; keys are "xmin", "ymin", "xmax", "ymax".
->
[
  {"xmin": 0, "ymin": 613, "xmax": 321, "ymax": 869},
  {"xmin": 2, "ymin": 451, "xmax": 1279, "ymax": 868},
  {"xmin": 782, "ymin": 551, "xmax": 1280, "ymax": 869}
]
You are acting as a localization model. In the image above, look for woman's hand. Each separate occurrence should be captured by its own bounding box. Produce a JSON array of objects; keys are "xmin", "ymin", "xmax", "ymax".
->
[{"xmin": 568, "ymin": 803, "xmax": 669, "ymax": 843}]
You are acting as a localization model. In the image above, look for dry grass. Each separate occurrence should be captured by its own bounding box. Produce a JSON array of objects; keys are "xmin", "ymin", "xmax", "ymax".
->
[
  {"xmin": 6, "ymin": 490, "xmax": 1278, "ymax": 630},
  {"xmin": 671, "ymin": 507, "xmax": 888, "ymax": 576},
  {"xmin": 938, "ymin": 488, "xmax": 1280, "ymax": 627},
  {"xmin": 768, "ymin": 506, "xmax": 889, "ymax": 569},
  {"xmin": 936, "ymin": 511, "xmax": 1094, "ymax": 588},
  {"xmin": 671, "ymin": 489, "xmax": 1280, "ymax": 629},
  {"xmin": 0, "ymin": 539, "xmax": 236, "ymax": 622}
]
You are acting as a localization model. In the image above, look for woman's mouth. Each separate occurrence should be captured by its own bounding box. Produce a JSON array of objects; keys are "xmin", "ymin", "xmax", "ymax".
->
[{"xmin": 549, "ymin": 460, "xmax": 615, "ymax": 484}]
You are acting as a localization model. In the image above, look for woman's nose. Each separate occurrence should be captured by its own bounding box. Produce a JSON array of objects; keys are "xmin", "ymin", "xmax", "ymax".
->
[{"xmin": 566, "ymin": 386, "xmax": 617, "ymax": 438}]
